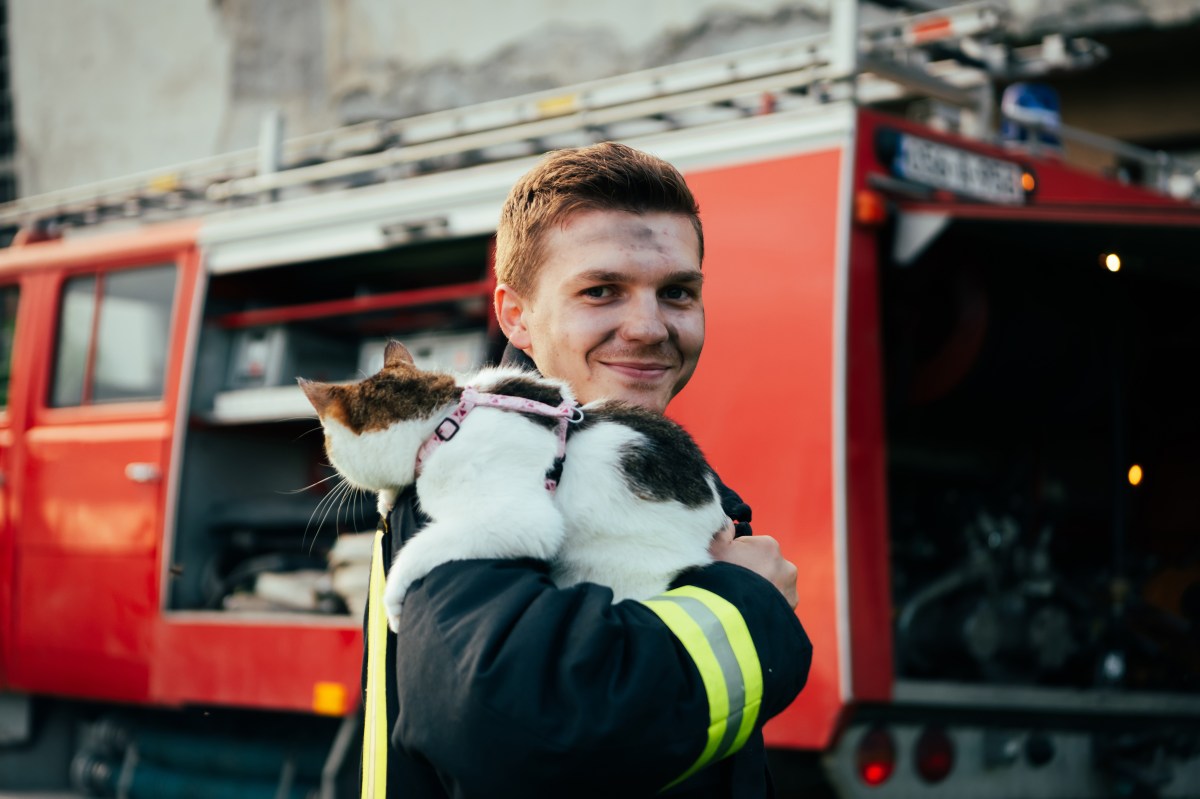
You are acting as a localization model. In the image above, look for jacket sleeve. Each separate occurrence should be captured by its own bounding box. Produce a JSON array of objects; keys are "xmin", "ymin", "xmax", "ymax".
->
[{"xmin": 391, "ymin": 556, "xmax": 811, "ymax": 796}]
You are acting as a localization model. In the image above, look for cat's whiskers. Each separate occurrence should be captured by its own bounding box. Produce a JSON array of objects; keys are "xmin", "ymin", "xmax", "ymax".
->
[
  {"xmin": 302, "ymin": 486, "xmax": 331, "ymax": 550},
  {"xmin": 354, "ymin": 485, "xmax": 369, "ymax": 533},
  {"xmin": 308, "ymin": 477, "xmax": 374, "ymax": 555},
  {"xmin": 283, "ymin": 473, "xmax": 339, "ymax": 495},
  {"xmin": 294, "ymin": 424, "xmax": 327, "ymax": 440},
  {"xmin": 331, "ymin": 478, "xmax": 358, "ymax": 537},
  {"xmin": 304, "ymin": 477, "xmax": 350, "ymax": 552}
]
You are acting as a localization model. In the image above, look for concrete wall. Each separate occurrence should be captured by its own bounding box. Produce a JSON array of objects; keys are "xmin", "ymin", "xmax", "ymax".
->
[
  {"xmin": 7, "ymin": 0, "xmax": 1200, "ymax": 196},
  {"xmin": 8, "ymin": 1, "xmax": 232, "ymax": 195},
  {"xmin": 8, "ymin": 0, "xmax": 829, "ymax": 195}
]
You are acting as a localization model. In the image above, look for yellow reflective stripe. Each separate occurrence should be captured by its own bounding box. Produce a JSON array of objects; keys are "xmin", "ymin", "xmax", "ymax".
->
[
  {"xmin": 639, "ymin": 585, "xmax": 763, "ymax": 790},
  {"xmin": 640, "ymin": 598, "xmax": 728, "ymax": 787},
  {"xmin": 667, "ymin": 585, "xmax": 763, "ymax": 755},
  {"xmin": 361, "ymin": 530, "xmax": 388, "ymax": 799}
]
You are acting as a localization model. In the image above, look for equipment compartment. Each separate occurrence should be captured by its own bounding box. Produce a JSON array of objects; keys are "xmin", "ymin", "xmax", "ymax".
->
[
  {"xmin": 881, "ymin": 218, "xmax": 1200, "ymax": 695},
  {"xmin": 168, "ymin": 235, "xmax": 498, "ymax": 612}
]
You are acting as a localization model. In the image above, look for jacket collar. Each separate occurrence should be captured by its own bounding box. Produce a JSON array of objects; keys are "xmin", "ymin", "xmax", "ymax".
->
[{"xmin": 499, "ymin": 343, "xmax": 539, "ymax": 372}]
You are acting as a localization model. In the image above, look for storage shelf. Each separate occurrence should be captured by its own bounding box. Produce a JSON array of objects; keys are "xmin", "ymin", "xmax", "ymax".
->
[
  {"xmin": 207, "ymin": 384, "xmax": 322, "ymax": 424},
  {"xmin": 206, "ymin": 326, "xmax": 488, "ymax": 424}
]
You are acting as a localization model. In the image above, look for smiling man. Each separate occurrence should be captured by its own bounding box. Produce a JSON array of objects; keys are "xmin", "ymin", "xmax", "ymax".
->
[
  {"xmin": 364, "ymin": 142, "xmax": 811, "ymax": 798},
  {"xmin": 496, "ymin": 209, "xmax": 704, "ymax": 412}
]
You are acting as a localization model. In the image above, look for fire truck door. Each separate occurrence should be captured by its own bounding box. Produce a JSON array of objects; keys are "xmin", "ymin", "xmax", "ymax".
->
[
  {"xmin": 0, "ymin": 281, "xmax": 20, "ymax": 685},
  {"xmin": 0, "ymin": 282, "xmax": 17, "ymax": 529},
  {"xmin": 11, "ymin": 261, "xmax": 181, "ymax": 702}
]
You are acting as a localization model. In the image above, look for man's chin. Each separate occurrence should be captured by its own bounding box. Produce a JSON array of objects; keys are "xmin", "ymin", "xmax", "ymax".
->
[{"xmin": 594, "ymin": 381, "xmax": 672, "ymax": 412}]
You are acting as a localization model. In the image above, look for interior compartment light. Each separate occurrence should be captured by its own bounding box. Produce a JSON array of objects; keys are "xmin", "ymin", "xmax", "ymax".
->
[
  {"xmin": 1128, "ymin": 464, "xmax": 1143, "ymax": 486},
  {"xmin": 1103, "ymin": 252, "xmax": 1122, "ymax": 272},
  {"xmin": 856, "ymin": 726, "xmax": 897, "ymax": 786}
]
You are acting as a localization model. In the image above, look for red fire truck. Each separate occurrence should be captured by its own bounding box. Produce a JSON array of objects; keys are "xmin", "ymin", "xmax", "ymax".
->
[{"xmin": 2, "ymin": 3, "xmax": 1199, "ymax": 796}]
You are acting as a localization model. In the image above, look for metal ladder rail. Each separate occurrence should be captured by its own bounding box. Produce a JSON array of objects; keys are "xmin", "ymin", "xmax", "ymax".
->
[{"xmin": 0, "ymin": 2, "xmax": 1010, "ymax": 229}]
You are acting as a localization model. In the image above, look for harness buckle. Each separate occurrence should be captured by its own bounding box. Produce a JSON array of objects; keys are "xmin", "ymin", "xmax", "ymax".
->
[{"xmin": 435, "ymin": 417, "xmax": 460, "ymax": 441}]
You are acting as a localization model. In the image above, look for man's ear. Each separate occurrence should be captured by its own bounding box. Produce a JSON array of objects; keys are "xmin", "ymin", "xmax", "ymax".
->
[{"xmin": 494, "ymin": 283, "xmax": 532, "ymax": 351}]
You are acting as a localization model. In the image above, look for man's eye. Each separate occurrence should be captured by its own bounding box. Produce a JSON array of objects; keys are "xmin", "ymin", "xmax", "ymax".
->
[
  {"xmin": 662, "ymin": 286, "xmax": 695, "ymax": 301},
  {"xmin": 582, "ymin": 286, "xmax": 613, "ymax": 299}
]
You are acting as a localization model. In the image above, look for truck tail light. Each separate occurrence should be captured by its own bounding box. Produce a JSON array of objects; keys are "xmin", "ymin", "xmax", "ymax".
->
[
  {"xmin": 856, "ymin": 726, "xmax": 896, "ymax": 786},
  {"xmin": 914, "ymin": 726, "xmax": 955, "ymax": 783}
]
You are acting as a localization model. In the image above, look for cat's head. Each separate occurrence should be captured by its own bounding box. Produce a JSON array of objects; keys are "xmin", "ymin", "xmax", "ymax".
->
[{"xmin": 300, "ymin": 340, "xmax": 460, "ymax": 493}]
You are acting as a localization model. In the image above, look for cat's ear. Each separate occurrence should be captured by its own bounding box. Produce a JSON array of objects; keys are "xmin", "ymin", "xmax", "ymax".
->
[
  {"xmin": 298, "ymin": 378, "xmax": 334, "ymax": 415},
  {"xmin": 384, "ymin": 340, "xmax": 414, "ymax": 369}
]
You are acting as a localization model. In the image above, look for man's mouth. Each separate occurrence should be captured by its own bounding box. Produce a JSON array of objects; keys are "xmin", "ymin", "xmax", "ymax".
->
[{"xmin": 601, "ymin": 361, "xmax": 673, "ymax": 380}]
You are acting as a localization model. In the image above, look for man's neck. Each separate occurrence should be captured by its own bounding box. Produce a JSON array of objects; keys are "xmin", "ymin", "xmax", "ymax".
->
[{"xmin": 499, "ymin": 343, "xmax": 539, "ymax": 373}]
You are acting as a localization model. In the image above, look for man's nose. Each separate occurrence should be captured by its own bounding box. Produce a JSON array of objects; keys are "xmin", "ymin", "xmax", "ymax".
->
[{"xmin": 618, "ymin": 292, "xmax": 669, "ymax": 343}]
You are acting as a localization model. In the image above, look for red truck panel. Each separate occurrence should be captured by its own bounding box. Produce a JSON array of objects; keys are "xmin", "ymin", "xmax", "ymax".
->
[
  {"xmin": 675, "ymin": 147, "xmax": 847, "ymax": 750},
  {"xmin": 152, "ymin": 618, "xmax": 361, "ymax": 715}
]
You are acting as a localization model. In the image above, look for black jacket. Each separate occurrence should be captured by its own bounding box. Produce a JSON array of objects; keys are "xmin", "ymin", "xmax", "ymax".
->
[
  {"xmin": 366, "ymin": 490, "xmax": 811, "ymax": 798},
  {"xmin": 361, "ymin": 352, "xmax": 812, "ymax": 797}
]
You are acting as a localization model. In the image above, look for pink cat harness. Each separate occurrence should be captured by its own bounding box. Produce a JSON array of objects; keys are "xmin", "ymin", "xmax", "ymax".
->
[{"xmin": 414, "ymin": 385, "xmax": 585, "ymax": 492}]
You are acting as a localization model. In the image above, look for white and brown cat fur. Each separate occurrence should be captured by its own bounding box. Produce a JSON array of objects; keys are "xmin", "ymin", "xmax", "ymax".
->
[{"xmin": 300, "ymin": 340, "xmax": 727, "ymax": 632}]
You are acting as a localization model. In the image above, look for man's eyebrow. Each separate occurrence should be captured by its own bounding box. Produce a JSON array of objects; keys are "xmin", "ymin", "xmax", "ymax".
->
[
  {"xmin": 573, "ymin": 269, "xmax": 704, "ymax": 286},
  {"xmin": 663, "ymin": 270, "xmax": 705, "ymax": 286}
]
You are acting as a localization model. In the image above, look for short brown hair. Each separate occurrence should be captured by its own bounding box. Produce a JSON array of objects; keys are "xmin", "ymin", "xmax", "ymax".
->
[{"xmin": 494, "ymin": 142, "xmax": 703, "ymax": 296}]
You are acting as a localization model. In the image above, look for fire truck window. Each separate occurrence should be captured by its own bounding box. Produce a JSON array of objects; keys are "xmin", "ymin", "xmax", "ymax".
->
[
  {"xmin": 50, "ymin": 275, "xmax": 97, "ymax": 407},
  {"xmin": 92, "ymin": 264, "xmax": 176, "ymax": 403},
  {"xmin": 49, "ymin": 264, "xmax": 177, "ymax": 407},
  {"xmin": 0, "ymin": 284, "xmax": 18, "ymax": 409}
]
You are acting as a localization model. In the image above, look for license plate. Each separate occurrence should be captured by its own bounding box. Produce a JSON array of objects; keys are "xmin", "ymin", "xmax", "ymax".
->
[{"xmin": 894, "ymin": 134, "xmax": 1026, "ymax": 204}]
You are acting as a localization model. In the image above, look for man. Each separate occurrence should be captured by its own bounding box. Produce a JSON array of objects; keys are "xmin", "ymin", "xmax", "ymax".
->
[{"xmin": 363, "ymin": 142, "xmax": 811, "ymax": 797}]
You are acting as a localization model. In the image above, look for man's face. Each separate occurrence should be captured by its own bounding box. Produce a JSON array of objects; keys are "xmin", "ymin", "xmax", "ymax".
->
[{"xmin": 496, "ymin": 209, "xmax": 705, "ymax": 412}]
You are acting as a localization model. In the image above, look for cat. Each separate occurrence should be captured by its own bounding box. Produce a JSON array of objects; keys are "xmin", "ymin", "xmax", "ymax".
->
[{"xmin": 300, "ymin": 339, "xmax": 727, "ymax": 632}]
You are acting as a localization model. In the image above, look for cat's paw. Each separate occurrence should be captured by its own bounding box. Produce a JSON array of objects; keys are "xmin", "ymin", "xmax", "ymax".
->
[{"xmin": 382, "ymin": 569, "xmax": 409, "ymax": 633}]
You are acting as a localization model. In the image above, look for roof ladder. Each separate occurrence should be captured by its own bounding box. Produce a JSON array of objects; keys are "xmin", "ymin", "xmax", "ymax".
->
[{"xmin": 0, "ymin": 2, "xmax": 1107, "ymax": 232}]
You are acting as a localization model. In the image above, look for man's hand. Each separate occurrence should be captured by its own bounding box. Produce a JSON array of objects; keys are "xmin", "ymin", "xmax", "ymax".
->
[{"xmin": 709, "ymin": 519, "xmax": 799, "ymax": 610}]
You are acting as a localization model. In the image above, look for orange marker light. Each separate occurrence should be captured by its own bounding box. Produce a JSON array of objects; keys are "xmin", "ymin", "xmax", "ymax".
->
[
  {"xmin": 1128, "ymin": 464, "xmax": 1143, "ymax": 486},
  {"xmin": 855, "ymin": 189, "xmax": 887, "ymax": 226},
  {"xmin": 1021, "ymin": 172, "xmax": 1036, "ymax": 192},
  {"xmin": 313, "ymin": 681, "xmax": 348, "ymax": 716},
  {"xmin": 909, "ymin": 17, "xmax": 953, "ymax": 45}
]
